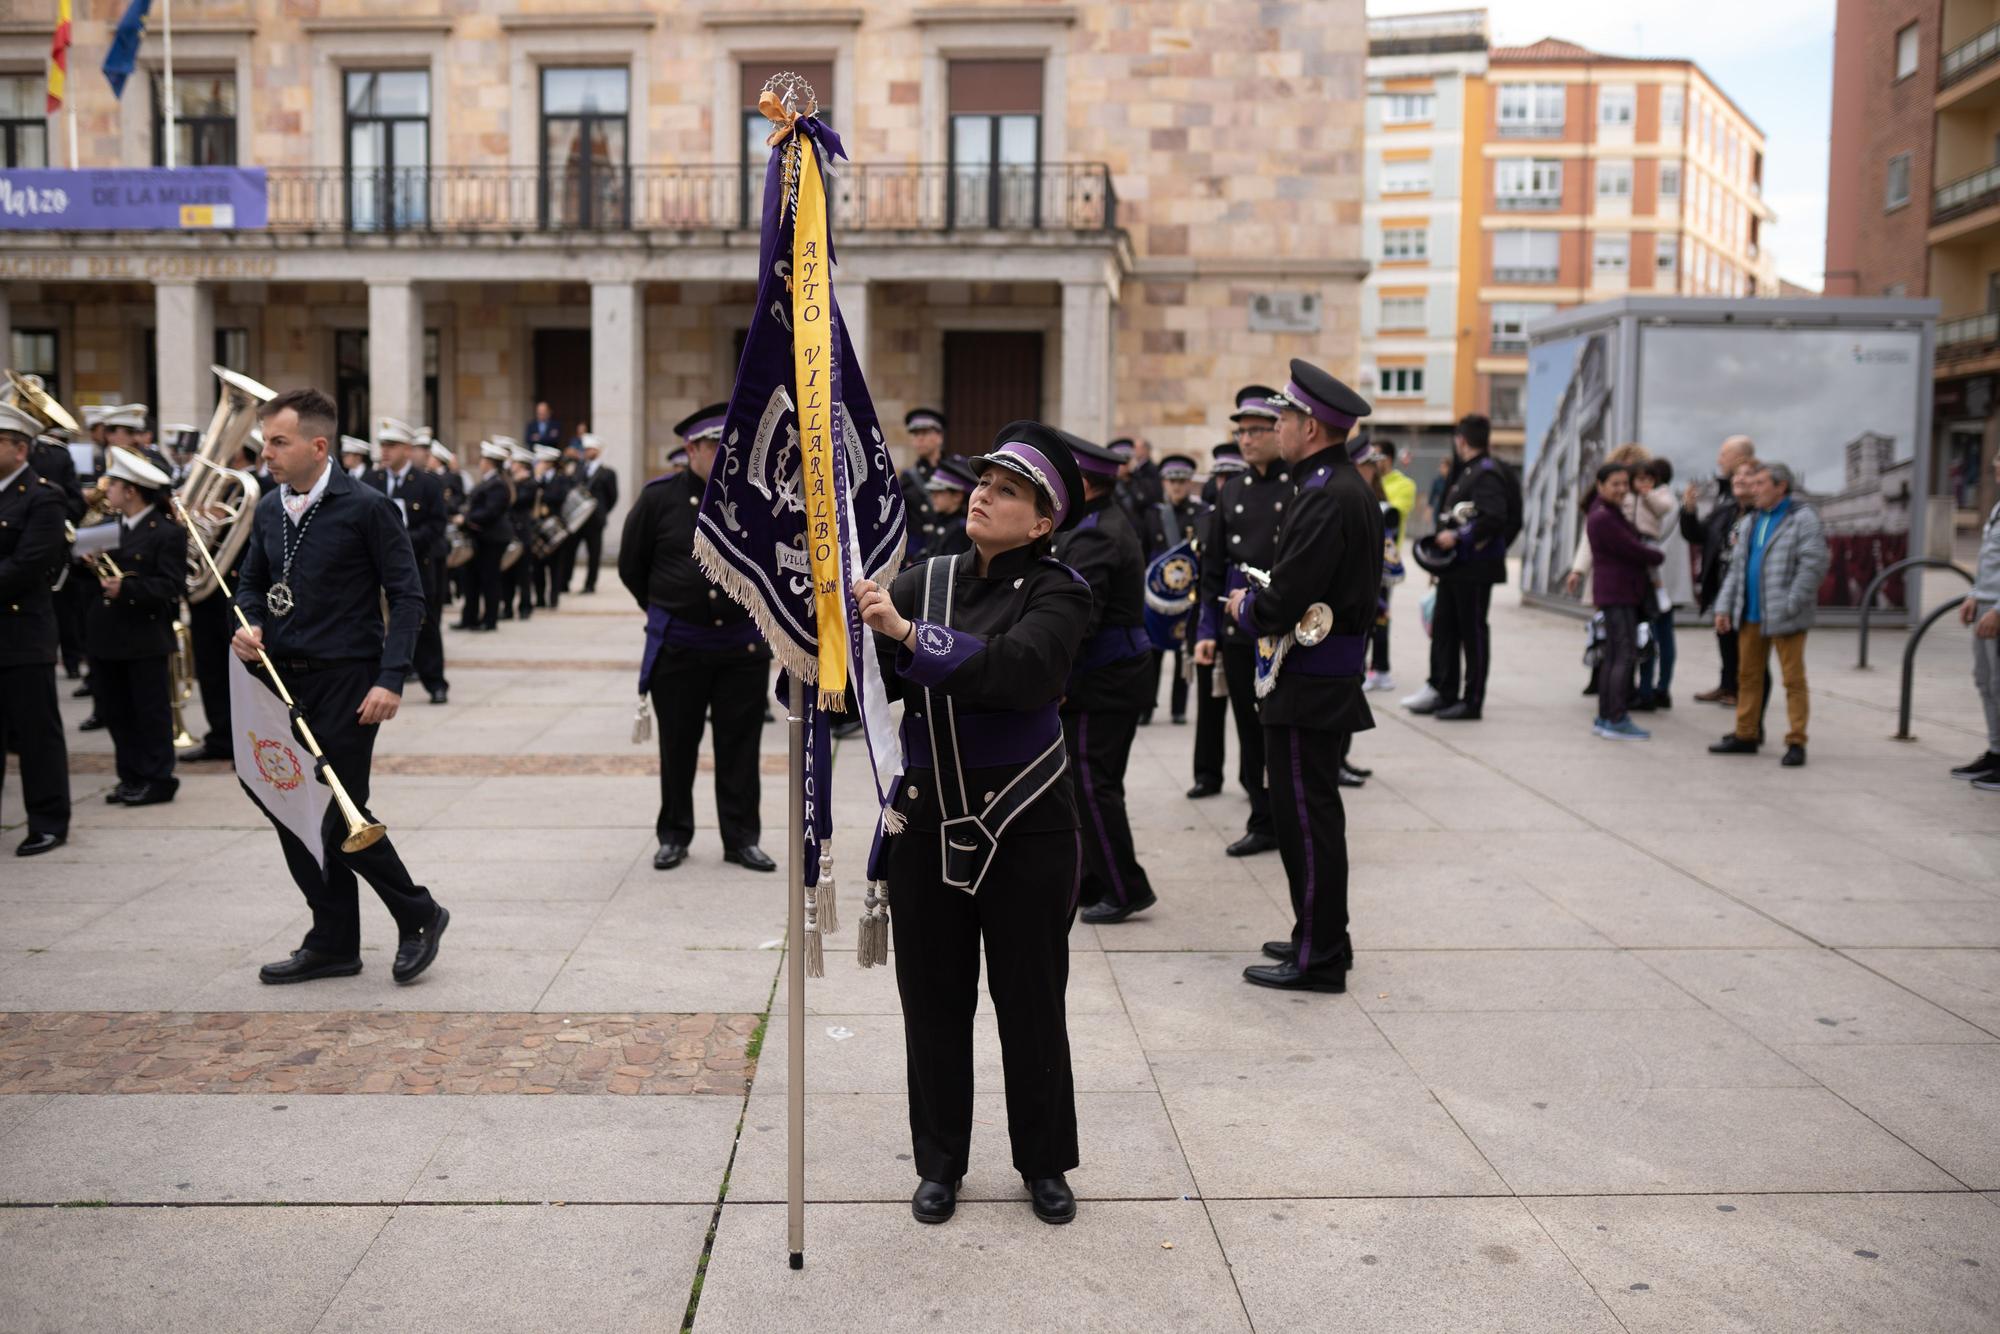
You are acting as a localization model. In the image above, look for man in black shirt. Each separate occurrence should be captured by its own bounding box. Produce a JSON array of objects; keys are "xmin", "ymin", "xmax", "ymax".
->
[
  {"xmin": 232, "ymin": 387, "xmax": 449, "ymax": 987},
  {"xmin": 1404, "ymin": 414, "xmax": 1510, "ymax": 722},
  {"xmin": 619, "ymin": 402, "xmax": 775, "ymax": 875},
  {"xmin": 0, "ymin": 403, "xmax": 72, "ymax": 855}
]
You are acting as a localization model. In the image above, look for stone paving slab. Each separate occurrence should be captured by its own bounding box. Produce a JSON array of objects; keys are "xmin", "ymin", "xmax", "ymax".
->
[
  {"xmin": 409, "ymin": 1093, "xmax": 745, "ymax": 1202},
  {"xmin": 1642, "ymin": 948, "xmax": 1998, "ymax": 1046},
  {"xmin": 1349, "ymin": 948, "xmax": 1705, "ymax": 1014},
  {"xmin": 748, "ymin": 1010, "xmax": 1157, "ymax": 1096},
  {"xmin": 1841, "ymin": 948, "xmax": 2000, "ymax": 1033},
  {"xmin": 1779, "ymin": 1043, "xmax": 2000, "ymax": 1187}
]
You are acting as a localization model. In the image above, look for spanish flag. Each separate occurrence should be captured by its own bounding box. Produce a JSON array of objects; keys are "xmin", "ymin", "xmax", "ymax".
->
[{"xmin": 46, "ymin": 0, "xmax": 70, "ymax": 114}]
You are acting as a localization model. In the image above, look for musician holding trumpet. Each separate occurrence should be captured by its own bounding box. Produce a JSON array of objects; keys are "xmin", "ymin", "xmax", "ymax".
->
[
  {"xmin": 0, "ymin": 401, "xmax": 72, "ymax": 855},
  {"xmin": 88, "ymin": 445, "xmax": 188, "ymax": 809},
  {"xmin": 229, "ymin": 388, "xmax": 451, "ymax": 987}
]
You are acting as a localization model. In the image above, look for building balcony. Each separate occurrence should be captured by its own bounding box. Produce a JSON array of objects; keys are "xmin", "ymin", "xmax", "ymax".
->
[
  {"xmin": 1938, "ymin": 311, "xmax": 2000, "ymax": 358},
  {"xmin": 1492, "ymin": 266, "xmax": 1559, "ymax": 284},
  {"xmin": 1932, "ymin": 161, "xmax": 2000, "ymax": 228},
  {"xmin": 1490, "ymin": 335, "xmax": 1528, "ymax": 353},
  {"xmin": 1941, "ymin": 19, "xmax": 2000, "ymax": 88},
  {"xmin": 1494, "ymin": 193, "xmax": 1562, "ymax": 211},
  {"xmin": 1496, "ymin": 122, "xmax": 1565, "ymax": 139}
]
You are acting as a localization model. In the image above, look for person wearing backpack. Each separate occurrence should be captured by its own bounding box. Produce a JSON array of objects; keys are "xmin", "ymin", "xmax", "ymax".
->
[{"xmin": 1403, "ymin": 414, "xmax": 1513, "ymax": 721}]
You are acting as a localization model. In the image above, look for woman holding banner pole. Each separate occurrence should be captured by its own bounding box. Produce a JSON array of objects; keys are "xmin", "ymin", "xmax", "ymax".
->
[{"xmin": 854, "ymin": 420, "xmax": 1092, "ymax": 1229}]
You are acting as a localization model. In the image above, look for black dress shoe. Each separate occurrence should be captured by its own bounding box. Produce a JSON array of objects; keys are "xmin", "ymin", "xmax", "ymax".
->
[
  {"xmin": 1082, "ymin": 890, "xmax": 1157, "ymax": 925},
  {"xmin": 104, "ymin": 784, "xmax": 139, "ymax": 805},
  {"xmin": 78, "ymin": 714, "xmax": 104, "ymax": 732},
  {"xmin": 1630, "ymin": 692, "xmax": 1657, "ymax": 713},
  {"xmin": 1261, "ymin": 939, "xmax": 1295, "ymax": 962},
  {"xmin": 71, "ymin": 680, "xmax": 92, "ymax": 698},
  {"xmin": 393, "ymin": 905, "xmax": 450, "ymax": 984},
  {"xmin": 911, "ymin": 1177, "xmax": 961, "ymax": 1224},
  {"xmin": 1344, "ymin": 764, "xmax": 1372, "ymax": 779},
  {"xmin": 725, "ymin": 844, "xmax": 778, "ymax": 873},
  {"xmin": 429, "ymin": 687, "xmax": 449, "ymax": 705},
  {"xmin": 1243, "ymin": 960, "xmax": 1346, "ymax": 993},
  {"xmin": 259, "ymin": 949, "xmax": 364, "ymax": 985},
  {"xmin": 1185, "ymin": 781, "xmax": 1223, "ymax": 799},
  {"xmin": 1781, "ymin": 744, "xmax": 1806, "ymax": 768},
  {"xmin": 121, "ymin": 782, "xmax": 178, "ymax": 808},
  {"xmin": 1337, "ymin": 766, "xmax": 1367, "ymax": 788},
  {"xmin": 177, "ymin": 743, "xmax": 233, "ymax": 762},
  {"xmin": 1435, "ymin": 702, "xmax": 1482, "ymax": 721},
  {"xmin": 1226, "ymin": 831, "xmax": 1279, "ymax": 858},
  {"xmin": 1171, "ymin": 714, "xmax": 1186, "ymax": 725},
  {"xmin": 653, "ymin": 842, "xmax": 688, "ymax": 871},
  {"xmin": 1025, "ymin": 1174, "xmax": 1076, "ymax": 1225},
  {"xmin": 15, "ymin": 832, "xmax": 65, "ymax": 857},
  {"xmin": 1709, "ymin": 735, "xmax": 1760, "ymax": 755},
  {"xmin": 1654, "ymin": 692, "xmax": 1672, "ymax": 711},
  {"xmin": 1138, "ymin": 711, "xmax": 1153, "ymax": 727},
  {"xmin": 450, "ymin": 621, "xmax": 478, "ymax": 631}
]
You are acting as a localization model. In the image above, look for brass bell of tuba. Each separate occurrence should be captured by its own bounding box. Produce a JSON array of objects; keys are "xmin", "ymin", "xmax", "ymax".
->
[
  {"xmin": 3, "ymin": 369, "xmax": 82, "ymax": 434},
  {"xmin": 177, "ymin": 365, "xmax": 275, "ymax": 604}
]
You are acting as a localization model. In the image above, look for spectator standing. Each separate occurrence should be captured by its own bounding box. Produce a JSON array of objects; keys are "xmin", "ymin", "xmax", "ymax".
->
[
  {"xmin": 1682, "ymin": 436, "xmax": 1757, "ymax": 704},
  {"xmin": 1953, "ymin": 449, "xmax": 2000, "ymax": 789},
  {"xmin": 1630, "ymin": 457, "xmax": 1683, "ymax": 712},
  {"xmin": 525, "ymin": 402, "xmax": 562, "ymax": 451},
  {"xmin": 1584, "ymin": 463, "xmax": 1662, "ymax": 740},
  {"xmin": 1710, "ymin": 463, "xmax": 1829, "ymax": 767}
]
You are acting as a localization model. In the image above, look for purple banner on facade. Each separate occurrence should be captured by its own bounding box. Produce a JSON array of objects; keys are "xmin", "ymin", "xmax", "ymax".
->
[{"xmin": 0, "ymin": 168, "xmax": 268, "ymax": 231}]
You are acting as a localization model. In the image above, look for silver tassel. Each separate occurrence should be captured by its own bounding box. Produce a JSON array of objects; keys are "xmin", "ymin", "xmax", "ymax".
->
[
  {"xmin": 856, "ymin": 880, "xmax": 890, "ymax": 969},
  {"xmin": 803, "ymin": 883, "xmax": 825, "ymax": 979},
  {"xmin": 631, "ymin": 696, "xmax": 652, "ymax": 745},
  {"xmin": 816, "ymin": 850, "xmax": 839, "ymax": 936}
]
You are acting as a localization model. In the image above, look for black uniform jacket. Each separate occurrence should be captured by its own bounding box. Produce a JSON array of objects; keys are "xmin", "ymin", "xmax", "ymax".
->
[
  {"xmin": 1197, "ymin": 461, "xmax": 1292, "ymax": 645},
  {"xmin": 235, "ymin": 465, "xmax": 425, "ymax": 692},
  {"xmin": 908, "ymin": 507, "xmax": 969, "ymax": 564},
  {"xmin": 85, "ymin": 507, "xmax": 188, "ymax": 661},
  {"xmin": 509, "ymin": 474, "xmax": 541, "ymax": 538},
  {"xmin": 1434, "ymin": 455, "xmax": 1511, "ymax": 584},
  {"xmin": 1140, "ymin": 495, "xmax": 1205, "ymax": 557},
  {"xmin": 1242, "ymin": 445, "xmax": 1381, "ymax": 734},
  {"xmin": 367, "ymin": 465, "xmax": 447, "ymax": 562},
  {"xmin": 584, "ymin": 463, "xmax": 618, "ymax": 528},
  {"xmin": 28, "ymin": 441, "xmax": 85, "ymax": 521},
  {"xmin": 541, "ymin": 471, "xmax": 575, "ymax": 526},
  {"xmin": 873, "ymin": 544, "xmax": 1090, "ymax": 836},
  {"xmin": 618, "ymin": 469, "xmax": 767, "ymax": 654},
  {"xmin": 0, "ymin": 465, "xmax": 66, "ymax": 666},
  {"xmin": 464, "ymin": 472, "xmax": 515, "ymax": 546},
  {"xmin": 1053, "ymin": 493, "xmax": 1153, "ymax": 713}
]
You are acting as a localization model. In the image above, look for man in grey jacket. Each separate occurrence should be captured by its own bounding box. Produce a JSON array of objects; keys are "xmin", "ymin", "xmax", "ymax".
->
[
  {"xmin": 1953, "ymin": 449, "xmax": 2000, "ymax": 789},
  {"xmin": 1709, "ymin": 462, "xmax": 1829, "ymax": 767}
]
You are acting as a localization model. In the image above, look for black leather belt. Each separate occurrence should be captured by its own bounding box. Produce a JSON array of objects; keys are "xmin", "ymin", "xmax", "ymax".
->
[{"xmin": 264, "ymin": 656, "xmax": 372, "ymax": 675}]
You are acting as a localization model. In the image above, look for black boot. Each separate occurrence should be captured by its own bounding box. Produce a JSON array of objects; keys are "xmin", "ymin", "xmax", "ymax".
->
[
  {"xmin": 911, "ymin": 1177, "xmax": 961, "ymax": 1224},
  {"xmin": 1025, "ymin": 1174, "xmax": 1076, "ymax": 1225}
]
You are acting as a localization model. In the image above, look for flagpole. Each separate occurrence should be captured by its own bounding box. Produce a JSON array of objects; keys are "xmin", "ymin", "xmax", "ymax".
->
[
  {"xmin": 67, "ymin": 96, "xmax": 77, "ymax": 169},
  {"xmin": 162, "ymin": 0, "xmax": 176, "ymax": 169},
  {"xmin": 786, "ymin": 673, "xmax": 806, "ymax": 1270}
]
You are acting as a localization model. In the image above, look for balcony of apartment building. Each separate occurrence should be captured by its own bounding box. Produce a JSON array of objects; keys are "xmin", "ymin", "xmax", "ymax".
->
[{"xmin": 1930, "ymin": 1, "xmax": 2000, "ymax": 373}]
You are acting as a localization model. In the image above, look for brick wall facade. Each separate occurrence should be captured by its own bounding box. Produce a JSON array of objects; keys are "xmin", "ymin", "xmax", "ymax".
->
[{"xmin": 1825, "ymin": 0, "xmax": 1941, "ymax": 296}]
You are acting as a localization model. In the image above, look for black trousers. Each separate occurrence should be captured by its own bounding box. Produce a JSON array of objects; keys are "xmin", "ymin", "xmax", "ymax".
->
[
  {"xmin": 188, "ymin": 590, "xmax": 235, "ymax": 752},
  {"xmin": 650, "ymin": 646, "xmax": 767, "ymax": 848},
  {"xmin": 581, "ymin": 520, "xmax": 605, "ymax": 591},
  {"xmin": 1220, "ymin": 642, "xmax": 1271, "ymax": 835},
  {"xmin": 1265, "ymin": 724, "xmax": 1351, "ymax": 977},
  {"xmin": 1140, "ymin": 650, "xmax": 1163, "ymax": 720},
  {"xmin": 55, "ymin": 577, "xmax": 87, "ymax": 674},
  {"xmin": 1062, "ymin": 708, "xmax": 1155, "ymax": 908},
  {"xmin": 458, "ymin": 541, "xmax": 505, "ymax": 630},
  {"xmin": 1427, "ymin": 576, "xmax": 1494, "ymax": 709},
  {"xmin": 891, "ymin": 825, "xmax": 1079, "ymax": 1181},
  {"xmin": 1191, "ymin": 660, "xmax": 1226, "ymax": 789},
  {"xmin": 0, "ymin": 660, "xmax": 71, "ymax": 836},
  {"xmin": 516, "ymin": 548, "xmax": 539, "ymax": 613},
  {"xmin": 1716, "ymin": 626, "xmax": 1739, "ymax": 693},
  {"xmin": 553, "ymin": 536, "xmax": 580, "ymax": 597},
  {"xmin": 1599, "ymin": 604, "xmax": 1640, "ymax": 724},
  {"xmin": 413, "ymin": 550, "xmax": 448, "ymax": 691},
  {"xmin": 254, "ymin": 661, "xmax": 438, "ymax": 956},
  {"xmin": 92, "ymin": 654, "xmax": 176, "ymax": 791},
  {"xmin": 1168, "ymin": 648, "xmax": 1189, "ymax": 720},
  {"xmin": 1370, "ymin": 620, "xmax": 1391, "ymax": 673}
]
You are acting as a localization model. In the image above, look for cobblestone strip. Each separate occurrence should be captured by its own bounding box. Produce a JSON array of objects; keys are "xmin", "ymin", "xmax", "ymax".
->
[{"xmin": 0, "ymin": 1012, "xmax": 760, "ymax": 1097}]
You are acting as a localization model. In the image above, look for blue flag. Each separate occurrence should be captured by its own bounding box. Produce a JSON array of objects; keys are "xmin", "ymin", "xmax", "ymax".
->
[{"xmin": 102, "ymin": 0, "xmax": 153, "ymax": 99}]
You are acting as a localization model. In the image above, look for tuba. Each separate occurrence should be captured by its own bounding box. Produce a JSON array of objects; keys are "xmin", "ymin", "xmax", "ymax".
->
[
  {"xmin": 178, "ymin": 365, "xmax": 275, "ymax": 603},
  {"xmin": 4, "ymin": 370, "xmax": 89, "ymax": 586}
]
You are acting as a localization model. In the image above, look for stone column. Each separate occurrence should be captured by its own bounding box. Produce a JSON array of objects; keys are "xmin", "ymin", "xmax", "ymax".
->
[
  {"xmin": 591, "ymin": 281, "xmax": 644, "ymax": 555},
  {"xmin": 154, "ymin": 282, "xmax": 216, "ymax": 428},
  {"xmin": 1060, "ymin": 279, "xmax": 1114, "ymax": 443},
  {"xmin": 839, "ymin": 278, "xmax": 871, "ymax": 380},
  {"xmin": 367, "ymin": 280, "xmax": 425, "ymax": 437}
]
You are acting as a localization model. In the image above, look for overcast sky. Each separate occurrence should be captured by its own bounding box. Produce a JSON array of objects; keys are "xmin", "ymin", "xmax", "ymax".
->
[{"xmin": 1367, "ymin": 0, "xmax": 1834, "ymax": 289}]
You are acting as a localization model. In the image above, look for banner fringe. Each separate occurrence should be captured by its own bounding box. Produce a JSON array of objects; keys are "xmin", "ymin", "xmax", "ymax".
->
[{"xmin": 693, "ymin": 531, "xmax": 820, "ymax": 688}]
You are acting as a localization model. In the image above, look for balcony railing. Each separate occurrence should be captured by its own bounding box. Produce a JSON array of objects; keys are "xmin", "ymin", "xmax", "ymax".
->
[
  {"xmin": 1939, "ymin": 312, "xmax": 2000, "ymax": 352},
  {"xmin": 1497, "ymin": 121, "xmax": 1564, "ymax": 138},
  {"xmin": 245, "ymin": 162, "xmax": 1119, "ymax": 235},
  {"xmin": 1492, "ymin": 265, "xmax": 1559, "ymax": 284},
  {"xmin": 1941, "ymin": 20, "xmax": 2000, "ymax": 88},
  {"xmin": 1494, "ymin": 192, "xmax": 1562, "ymax": 211},
  {"xmin": 1490, "ymin": 335, "xmax": 1528, "ymax": 353},
  {"xmin": 1934, "ymin": 161, "xmax": 2000, "ymax": 225}
]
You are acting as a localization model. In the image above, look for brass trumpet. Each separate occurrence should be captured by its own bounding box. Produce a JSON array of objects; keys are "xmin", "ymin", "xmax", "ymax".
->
[
  {"xmin": 169, "ymin": 620, "xmax": 198, "ymax": 751},
  {"xmin": 172, "ymin": 496, "xmax": 387, "ymax": 854}
]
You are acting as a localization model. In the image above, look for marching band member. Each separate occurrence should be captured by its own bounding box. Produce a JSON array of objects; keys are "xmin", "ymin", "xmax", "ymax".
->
[
  {"xmin": 853, "ymin": 420, "xmax": 1091, "ymax": 1228},
  {"xmin": 368, "ymin": 422, "xmax": 449, "ymax": 704},
  {"xmin": 1142, "ymin": 453, "xmax": 1206, "ymax": 725},
  {"xmin": 453, "ymin": 441, "xmax": 515, "ymax": 632},
  {"xmin": 1187, "ymin": 440, "xmax": 1246, "ymax": 799},
  {"xmin": 620, "ymin": 402, "xmax": 774, "ymax": 874},
  {"xmin": 338, "ymin": 435, "xmax": 373, "ymax": 483},
  {"xmin": 89, "ymin": 445, "xmax": 187, "ymax": 808},
  {"xmin": 577, "ymin": 434, "xmax": 617, "ymax": 595},
  {"xmin": 898, "ymin": 407, "xmax": 947, "ymax": 531},
  {"xmin": 101, "ymin": 404, "xmax": 147, "ymax": 458},
  {"xmin": 0, "ymin": 402, "xmax": 72, "ymax": 854},
  {"xmin": 232, "ymin": 387, "xmax": 449, "ymax": 986},
  {"xmin": 1054, "ymin": 432, "xmax": 1160, "ymax": 926},
  {"xmin": 506, "ymin": 444, "xmax": 539, "ymax": 620},
  {"xmin": 1226, "ymin": 362, "xmax": 1380, "ymax": 993},
  {"xmin": 181, "ymin": 425, "xmax": 266, "ymax": 763},
  {"xmin": 532, "ymin": 443, "xmax": 570, "ymax": 611},
  {"xmin": 908, "ymin": 456, "xmax": 976, "ymax": 562}
]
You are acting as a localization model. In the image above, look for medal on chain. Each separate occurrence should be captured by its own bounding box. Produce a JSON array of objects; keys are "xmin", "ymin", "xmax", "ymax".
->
[{"xmin": 269, "ymin": 492, "xmax": 321, "ymax": 619}]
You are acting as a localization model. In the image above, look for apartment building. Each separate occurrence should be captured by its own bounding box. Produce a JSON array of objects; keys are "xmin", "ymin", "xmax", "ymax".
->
[
  {"xmin": 0, "ymin": 1, "xmax": 1368, "ymax": 541},
  {"xmin": 1359, "ymin": 8, "xmax": 1488, "ymax": 465},
  {"xmin": 1471, "ymin": 38, "xmax": 1776, "ymax": 451}
]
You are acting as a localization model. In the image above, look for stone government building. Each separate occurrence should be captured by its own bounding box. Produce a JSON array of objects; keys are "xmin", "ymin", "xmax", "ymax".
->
[{"xmin": 0, "ymin": 0, "xmax": 1367, "ymax": 542}]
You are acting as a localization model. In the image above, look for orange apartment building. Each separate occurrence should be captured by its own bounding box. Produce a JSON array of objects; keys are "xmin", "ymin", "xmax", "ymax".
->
[{"xmin": 1467, "ymin": 39, "xmax": 1778, "ymax": 451}]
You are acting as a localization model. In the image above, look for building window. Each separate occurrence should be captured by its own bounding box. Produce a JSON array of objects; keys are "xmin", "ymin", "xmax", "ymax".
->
[
  {"xmin": 1489, "ymin": 374, "xmax": 1524, "ymax": 427},
  {"xmin": 10, "ymin": 329, "xmax": 59, "ymax": 396},
  {"xmin": 0, "ymin": 74, "xmax": 48, "ymax": 168},
  {"xmin": 1495, "ymin": 157, "xmax": 1562, "ymax": 209},
  {"xmin": 543, "ymin": 67, "xmax": 629, "ymax": 230},
  {"xmin": 1593, "ymin": 233, "xmax": 1630, "ymax": 275},
  {"xmin": 949, "ymin": 59, "xmax": 1042, "ymax": 229},
  {"xmin": 1381, "ymin": 156, "xmax": 1431, "ymax": 194},
  {"xmin": 153, "ymin": 72, "xmax": 235, "ymax": 166},
  {"xmin": 1656, "ymin": 238, "xmax": 1679, "ymax": 279},
  {"xmin": 1659, "ymin": 162, "xmax": 1682, "ymax": 200},
  {"xmin": 1895, "ymin": 23, "xmax": 1919, "ymax": 80},
  {"xmin": 216, "ymin": 327, "xmax": 249, "ymax": 373},
  {"xmin": 1492, "ymin": 230, "xmax": 1560, "ymax": 283},
  {"xmin": 345, "ymin": 70, "xmax": 429, "ymax": 233},
  {"xmin": 1884, "ymin": 152, "xmax": 1912, "ymax": 210},
  {"xmin": 1381, "ymin": 226, "xmax": 1428, "ymax": 260},
  {"xmin": 1379, "ymin": 92, "xmax": 1435, "ymax": 124},
  {"xmin": 1597, "ymin": 85, "xmax": 1635, "ymax": 127},
  {"xmin": 1490, "ymin": 302, "xmax": 1555, "ymax": 353},
  {"xmin": 1596, "ymin": 160, "xmax": 1633, "ymax": 200},
  {"xmin": 1661, "ymin": 86, "xmax": 1684, "ymax": 130},
  {"xmin": 1378, "ymin": 367, "xmax": 1425, "ymax": 396},
  {"xmin": 1496, "ymin": 82, "xmax": 1564, "ymax": 136},
  {"xmin": 334, "ymin": 329, "xmax": 442, "ymax": 439},
  {"xmin": 740, "ymin": 60, "xmax": 833, "ymax": 229},
  {"xmin": 1379, "ymin": 294, "xmax": 1426, "ymax": 328}
]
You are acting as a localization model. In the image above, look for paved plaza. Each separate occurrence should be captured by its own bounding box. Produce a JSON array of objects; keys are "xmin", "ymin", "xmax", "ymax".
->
[{"xmin": 3, "ymin": 585, "xmax": 1998, "ymax": 1333}]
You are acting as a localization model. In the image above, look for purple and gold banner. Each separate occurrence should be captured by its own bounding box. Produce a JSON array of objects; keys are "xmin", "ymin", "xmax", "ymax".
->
[{"xmin": 0, "ymin": 168, "xmax": 268, "ymax": 231}]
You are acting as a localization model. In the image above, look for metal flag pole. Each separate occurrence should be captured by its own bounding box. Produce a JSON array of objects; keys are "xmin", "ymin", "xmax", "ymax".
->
[
  {"xmin": 161, "ymin": 0, "xmax": 176, "ymax": 169},
  {"xmin": 786, "ymin": 673, "xmax": 806, "ymax": 1269}
]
